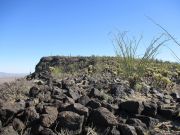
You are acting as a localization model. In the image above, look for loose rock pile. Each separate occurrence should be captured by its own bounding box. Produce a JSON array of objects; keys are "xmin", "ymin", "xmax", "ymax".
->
[{"xmin": 0, "ymin": 56, "xmax": 179, "ymax": 135}]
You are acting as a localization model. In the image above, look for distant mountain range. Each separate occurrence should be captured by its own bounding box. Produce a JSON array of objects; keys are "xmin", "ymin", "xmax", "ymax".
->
[{"xmin": 0, "ymin": 72, "xmax": 27, "ymax": 78}]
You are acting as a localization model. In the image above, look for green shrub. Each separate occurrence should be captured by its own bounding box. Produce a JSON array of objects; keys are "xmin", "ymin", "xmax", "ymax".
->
[
  {"xmin": 113, "ymin": 31, "xmax": 169, "ymax": 89},
  {"xmin": 152, "ymin": 73, "xmax": 173, "ymax": 90},
  {"xmin": 50, "ymin": 66, "xmax": 63, "ymax": 76}
]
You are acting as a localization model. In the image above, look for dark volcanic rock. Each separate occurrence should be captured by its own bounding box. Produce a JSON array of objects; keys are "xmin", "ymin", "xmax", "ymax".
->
[
  {"xmin": 0, "ymin": 120, "xmax": 2, "ymax": 128},
  {"xmin": 118, "ymin": 124, "xmax": 137, "ymax": 135},
  {"xmin": 42, "ymin": 106, "xmax": 58, "ymax": 114},
  {"xmin": 39, "ymin": 128, "xmax": 56, "ymax": 135},
  {"xmin": 1, "ymin": 56, "xmax": 180, "ymax": 135},
  {"xmin": 61, "ymin": 103, "xmax": 89, "ymax": 117},
  {"xmin": 0, "ymin": 101, "xmax": 25, "ymax": 125},
  {"xmin": 126, "ymin": 118, "xmax": 147, "ymax": 129},
  {"xmin": 158, "ymin": 107, "xmax": 179, "ymax": 120},
  {"xmin": 57, "ymin": 111, "xmax": 84, "ymax": 134},
  {"xmin": 40, "ymin": 114, "xmax": 57, "ymax": 128},
  {"xmin": 109, "ymin": 84, "xmax": 127, "ymax": 97},
  {"xmin": 86, "ymin": 99, "xmax": 101, "ymax": 109},
  {"xmin": 101, "ymin": 101, "xmax": 118, "ymax": 114},
  {"xmin": 12, "ymin": 118, "xmax": 25, "ymax": 132},
  {"xmin": 77, "ymin": 95, "xmax": 90, "ymax": 106},
  {"xmin": 142, "ymin": 101, "xmax": 157, "ymax": 117},
  {"xmin": 29, "ymin": 86, "xmax": 40, "ymax": 97},
  {"xmin": 0, "ymin": 126, "xmax": 19, "ymax": 135},
  {"xmin": 135, "ymin": 115, "xmax": 159, "ymax": 129},
  {"xmin": 40, "ymin": 106, "xmax": 58, "ymax": 127},
  {"xmin": 135, "ymin": 126, "xmax": 146, "ymax": 135},
  {"xmin": 170, "ymin": 91, "xmax": 179, "ymax": 99},
  {"xmin": 88, "ymin": 88, "xmax": 103, "ymax": 99},
  {"xmin": 176, "ymin": 115, "xmax": 180, "ymax": 122},
  {"xmin": 62, "ymin": 79, "xmax": 75, "ymax": 90},
  {"xmin": 89, "ymin": 107, "xmax": 118, "ymax": 127},
  {"xmin": 23, "ymin": 107, "xmax": 39, "ymax": 122},
  {"xmin": 66, "ymin": 88, "xmax": 80, "ymax": 101},
  {"xmin": 38, "ymin": 91, "xmax": 52, "ymax": 102},
  {"xmin": 119, "ymin": 100, "xmax": 144, "ymax": 114}
]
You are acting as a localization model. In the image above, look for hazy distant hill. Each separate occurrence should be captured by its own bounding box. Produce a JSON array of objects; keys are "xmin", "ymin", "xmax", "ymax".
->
[{"xmin": 0, "ymin": 72, "xmax": 27, "ymax": 78}]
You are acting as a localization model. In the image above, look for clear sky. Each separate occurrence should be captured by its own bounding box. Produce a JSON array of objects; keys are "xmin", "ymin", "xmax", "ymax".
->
[{"xmin": 0, "ymin": 0, "xmax": 180, "ymax": 73}]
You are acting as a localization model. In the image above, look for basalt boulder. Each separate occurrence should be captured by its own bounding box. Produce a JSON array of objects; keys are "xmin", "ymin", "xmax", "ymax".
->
[
  {"xmin": 89, "ymin": 107, "xmax": 118, "ymax": 127},
  {"xmin": 57, "ymin": 111, "xmax": 84, "ymax": 134},
  {"xmin": 119, "ymin": 100, "xmax": 144, "ymax": 114}
]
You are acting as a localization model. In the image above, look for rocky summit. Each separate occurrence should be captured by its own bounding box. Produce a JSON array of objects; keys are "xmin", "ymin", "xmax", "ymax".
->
[{"xmin": 0, "ymin": 56, "xmax": 180, "ymax": 135}]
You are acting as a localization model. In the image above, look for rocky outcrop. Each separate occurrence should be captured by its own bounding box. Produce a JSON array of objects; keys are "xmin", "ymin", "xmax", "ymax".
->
[{"xmin": 0, "ymin": 56, "xmax": 179, "ymax": 135}]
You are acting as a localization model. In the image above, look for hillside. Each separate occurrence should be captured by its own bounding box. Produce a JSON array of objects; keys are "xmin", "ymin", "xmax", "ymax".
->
[{"xmin": 0, "ymin": 56, "xmax": 179, "ymax": 135}]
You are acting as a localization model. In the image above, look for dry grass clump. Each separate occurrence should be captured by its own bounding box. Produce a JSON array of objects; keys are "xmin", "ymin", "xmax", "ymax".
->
[{"xmin": 0, "ymin": 78, "xmax": 33, "ymax": 101}]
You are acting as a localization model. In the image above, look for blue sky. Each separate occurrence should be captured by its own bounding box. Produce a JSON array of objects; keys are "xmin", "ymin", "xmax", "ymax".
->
[{"xmin": 0, "ymin": 0, "xmax": 180, "ymax": 73}]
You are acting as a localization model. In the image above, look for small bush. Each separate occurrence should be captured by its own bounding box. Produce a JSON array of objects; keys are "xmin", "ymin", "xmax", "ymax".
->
[
  {"xmin": 113, "ymin": 31, "xmax": 169, "ymax": 89},
  {"xmin": 50, "ymin": 66, "xmax": 63, "ymax": 76},
  {"xmin": 0, "ymin": 78, "xmax": 33, "ymax": 101}
]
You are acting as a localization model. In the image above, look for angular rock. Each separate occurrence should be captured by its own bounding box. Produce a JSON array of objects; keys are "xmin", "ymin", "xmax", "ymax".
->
[
  {"xmin": 119, "ymin": 100, "xmax": 144, "ymax": 114},
  {"xmin": 101, "ymin": 101, "xmax": 118, "ymax": 114},
  {"xmin": 38, "ymin": 91, "xmax": 52, "ymax": 102},
  {"xmin": 170, "ymin": 91, "xmax": 179, "ymax": 99},
  {"xmin": 177, "ymin": 98, "xmax": 180, "ymax": 103},
  {"xmin": 126, "ymin": 118, "xmax": 147, "ymax": 129},
  {"xmin": 0, "ymin": 101, "xmax": 25, "ymax": 125},
  {"xmin": 89, "ymin": 107, "xmax": 118, "ymax": 127},
  {"xmin": 53, "ymin": 86, "xmax": 63, "ymax": 95},
  {"xmin": 88, "ymin": 88, "xmax": 103, "ymax": 99},
  {"xmin": 158, "ymin": 107, "xmax": 179, "ymax": 120},
  {"xmin": 142, "ymin": 101, "xmax": 157, "ymax": 117},
  {"xmin": 29, "ymin": 86, "xmax": 40, "ymax": 97},
  {"xmin": 36, "ymin": 103, "xmax": 45, "ymax": 114},
  {"xmin": 25, "ymin": 98, "xmax": 39, "ymax": 107},
  {"xmin": 62, "ymin": 79, "xmax": 74, "ymax": 90},
  {"xmin": 57, "ymin": 111, "xmax": 84, "ymax": 134},
  {"xmin": 135, "ymin": 126, "xmax": 146, "ymax": 135},
  {"xmin": 52, "ymin": 93, "xmax": 66, "ymax": 100},
  {"xmin": 109, "ymin": 84, "xmax": 127, "ymax": 97},
  {"xmin": 0, "ymin": 120, "xmax": 2, "ymax": 128},
  {"xmin": 42, "ymin": 106, "xmax": 58, "ymax": 115},
  {"xmin": 126, "ymin": 88, "xmax": 135, "ymax": 95},
  {"xmin": 135, "ymin": 115, "xmax": 158, "ymax": 129},
  {"xmin": 176, "ymin": 115, "xmax": 180, "ymax": 123},
  {"xmin": 62, "ymin": 103, "xmax": 89, "ymax": 117},
  {"xmin": 118, "ymin": 124, "xmax": 137, "ymax": 135},
  {"xmin": 52, "ymin": 87, "xmax": 64, "ymax": 99},
  {"xmin": 78, "ymin": 96, "xmax": 90, "ymax": 106},
  {"xmin": 66, "ymin": 89, "xmax": 80, "ymax": 100},
  {"xmin": 40, "ymin": 106, "xmax": 58, "ymax": 127},
  {"xmin": 12, "ymin": 118, "xmax": 25, "ymax": 132},
  {"xmin": 66, "ymin": 96, "xmax": 76, "ymax": 104},
  {"xmin": 23, "ymin": 107, "xmax": 39, "ymax": 122},
  {"xmin": 0, "ymin": 126, "xmax": 19, "ymax": 135},
  {"xmin": 40, "ymin": 114, "xmax": 57, "ymax": 127},
  {"xmin": 86, "ymin": 99, "xmax": 101, "ymax": 109},
  {"xmin": 27, "ymin": 125, "xmax": 44, "ymax": 135},
  {"xmin": 39, "ymin": 128, "xmax": 56, "ymax": 135}
]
